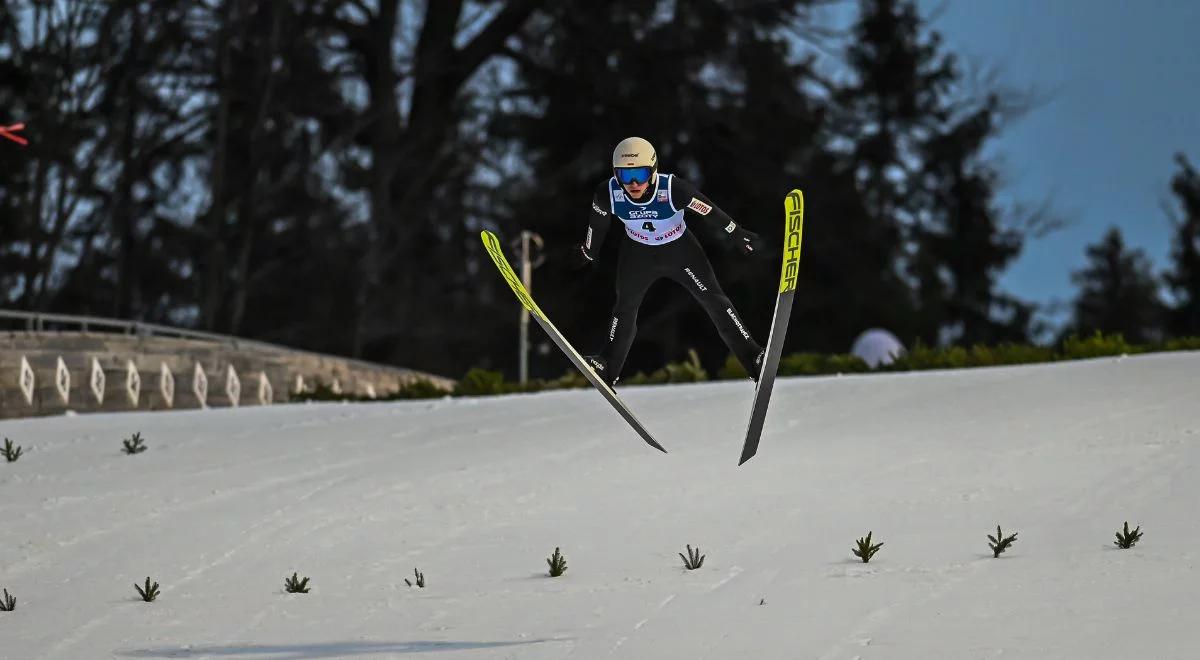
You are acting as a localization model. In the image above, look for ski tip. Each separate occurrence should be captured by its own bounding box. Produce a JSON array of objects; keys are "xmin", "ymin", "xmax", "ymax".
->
[{"xmin": 737, "ymin": 451, "xmax": 756, "ymax": 466}]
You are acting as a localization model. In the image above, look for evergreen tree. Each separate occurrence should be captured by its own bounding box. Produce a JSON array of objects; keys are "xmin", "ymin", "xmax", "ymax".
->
[
  {"xmin": 1165, "ymin": 153, "xmax": 1200, "ymax": 336},
  {"xmin": 839, "ymin": 0, "xmax": 1033, "ymax": 346},
  {"xmin": 834, "ymin": 0, "xmax": 955, "ymax": 345},
  {"xmin": 1068, "ymin": 227, "xmax": 1164, "ymax": 344},
  {"xmin": 837, "ymin": 0, "xmax": 951, "ymax": 235},
  {"xmin": 910, "ymin": 96, "xmax": 1030, "ymax": 345}
]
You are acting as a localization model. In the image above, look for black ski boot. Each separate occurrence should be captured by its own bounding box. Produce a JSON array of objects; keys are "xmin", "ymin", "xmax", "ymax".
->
[
  {"xmin": 749, "ymin": 349, "xmax": 765, "ymax": 384},
  {"xmin": 584, "ymin": 355, "xmax": 619, "ymax": 387}
]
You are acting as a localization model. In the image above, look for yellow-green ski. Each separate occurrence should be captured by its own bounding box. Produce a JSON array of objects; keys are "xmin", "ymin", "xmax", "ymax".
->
[
  {"xmin": 480, "ymin": 230, "xmax": 667, "ymax": 453},
  {"xmin": 739, "ymin": 190, "xmax": 804, "ymax": 465}
]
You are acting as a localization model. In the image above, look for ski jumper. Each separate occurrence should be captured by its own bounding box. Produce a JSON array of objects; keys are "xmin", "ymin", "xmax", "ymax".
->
[{"xmin": 582, "ymin": 173, "xmax": 764, "ymax": 380}]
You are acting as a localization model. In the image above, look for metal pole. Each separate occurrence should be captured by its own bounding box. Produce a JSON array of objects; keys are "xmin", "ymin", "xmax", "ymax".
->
[{"xmin": 519, "ymin": 231, "xmax": 532, "ymax": 384}]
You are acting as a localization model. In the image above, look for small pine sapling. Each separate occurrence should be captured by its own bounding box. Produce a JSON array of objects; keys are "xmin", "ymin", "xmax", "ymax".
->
[
  {"xmin": 988, "ymin": 525, "xmax": 1018, "ymax": 558},
  {"xmin": 3, "ymin": 438, "xmax": 22, "ymax": 463},
  {"xmin": 852, "ymin": 531, "xmax": 884, "ymax": 563},
  {"xmin": 134, "ymin": 577, "xmax": 160, "ymax": 602},
  {"xmin": 122, "ymin": 432, "xmax": 147, "ymax": 455},
  {"xmin": 1114, "ymin": 521, "xmax": 1143, "ymax": 549},
  {"xmin": 404, "ymin": 568, "xmax": 425, "ymax": 588},
  {"xmin": 679, "ymin": 544, "xmax": 705, "ymax": 570},
  {"xmin": 546, "ymin": 547, "xmax": 567, "ymax": 577},
  {"xmin": 284, "ymin": 572, "xmax": 311, "ymax": 593},
  {"xmin": 0, "ymin": 588, "xmax": 15, "ymax": 611}
]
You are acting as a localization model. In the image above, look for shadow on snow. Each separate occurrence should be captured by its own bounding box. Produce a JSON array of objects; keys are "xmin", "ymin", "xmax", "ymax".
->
[{"xmin": 118, "ymin": 639, "xmax": 565, "ymax": 658}]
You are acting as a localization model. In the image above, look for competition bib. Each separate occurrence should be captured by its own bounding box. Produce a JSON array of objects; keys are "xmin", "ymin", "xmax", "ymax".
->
[{"xmin": 608, "ymin": 174, "xmax": 686, "ymax": 245}]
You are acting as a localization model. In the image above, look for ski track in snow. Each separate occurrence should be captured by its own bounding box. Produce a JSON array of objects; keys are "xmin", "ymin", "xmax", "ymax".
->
[
  {"xmin": 809, "ymin": 370, "xmax": 1199, "ymax": 660},
  {"xmin": 43, "ymin": 464, "xmax": 364, "ymax": 659},
  {"xmin": 2, "ymin": 353, "xmax": 1199, "ymax": 659}
]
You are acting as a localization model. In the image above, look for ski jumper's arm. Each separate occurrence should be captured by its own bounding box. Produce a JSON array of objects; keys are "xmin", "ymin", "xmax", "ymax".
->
[
  {"xmin": 671, "ymin": 176, "xmax": 763, "ymax": 255},
  {"xmin": 579, "ymin": 180, "xmax": 615, "ymax": 262}
]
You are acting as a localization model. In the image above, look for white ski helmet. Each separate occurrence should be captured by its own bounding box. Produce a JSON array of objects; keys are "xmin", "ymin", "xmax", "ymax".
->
[{"xmin": 612, "ymin": 136, "xmax": 658, "ymax": 186}]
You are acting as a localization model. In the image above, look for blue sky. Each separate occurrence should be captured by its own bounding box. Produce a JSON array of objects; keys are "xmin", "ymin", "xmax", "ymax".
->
[{"xmin": 820, "ymin": 0, "xmax": 1200, "ymax": 328}]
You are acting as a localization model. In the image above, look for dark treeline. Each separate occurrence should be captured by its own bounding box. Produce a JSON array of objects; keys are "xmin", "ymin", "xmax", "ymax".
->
[
  {"xmin": 1064, "ymin": 153, "xmax": 1200, "ymax": 345},
  {"xmin": 1, "ymin": 0, "xmax": 1196, "ymax": 380}
]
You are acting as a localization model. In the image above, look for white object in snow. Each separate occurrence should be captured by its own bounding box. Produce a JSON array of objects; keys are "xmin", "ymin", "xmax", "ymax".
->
[{"xmin": 851, "ymin": 328, "xmax": 905, "ymax": 368}]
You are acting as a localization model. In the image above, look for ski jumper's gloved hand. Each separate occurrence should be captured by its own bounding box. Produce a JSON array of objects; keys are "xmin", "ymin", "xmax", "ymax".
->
[
  {"xmin": 569, "ymin": 243, "xmax": 596, "ymax": 270},
  {"xmin": 575, "ymin": 184, "xmax": 612, "ymax": 270},
  {"xmin": 730, "ymin": 226, "xmax": 766, "ymax": 257},
  {"xmin": 669, "ymin": 177, "xmax": 767, "ymax": 258}
]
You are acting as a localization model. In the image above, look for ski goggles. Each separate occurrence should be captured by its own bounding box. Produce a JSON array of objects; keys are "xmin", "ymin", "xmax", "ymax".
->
[{"xmin": 615, "ymin": 166, "xmax": 654, "ymax": 185}]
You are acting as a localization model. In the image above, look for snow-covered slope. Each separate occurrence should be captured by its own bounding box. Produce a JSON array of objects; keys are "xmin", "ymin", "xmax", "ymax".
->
[{"xmin": 2, "ymin": 353, "xmax": 1198, "ymax": 659}]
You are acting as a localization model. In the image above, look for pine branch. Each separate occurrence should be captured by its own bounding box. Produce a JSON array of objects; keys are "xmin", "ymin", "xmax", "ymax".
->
[
  {"xmin": 1114, "ymin": 521, "xmax": 1143, "ymax": 549},
  {"xmin": 988, "ymin": 525, "xmax": 1018, "ymax": 558},
  {"xmin": 546, "ymin": 547, "xmax": 567, "ymax": 577},
  {"xmin": 122, "ymin": 432, "xmax": 147, "ymax": 455},
  {"xmin": 3, "ymin": 438, "xmax": 22, "ymax": 462},
  {"xmin": 404, "ymin": 568, "xmax": 425, "ymax": 588},
  {"xmin": 852, "ymin": 531, "xmax": 884, "ymax": 563},
  {"xmin": 284, "ymin": 572, "xmax": 311, "ymax": 593},
  {"xmin": 679, "ymin": 544, "xmax": 705, "ymax": 570},
  {"xmin": 134, "ymin": 577, "xmax": 160, "ymax": 602},
  {"xmin": 0, "ymin": 588, "xmax": 15, "ymax": 611}
]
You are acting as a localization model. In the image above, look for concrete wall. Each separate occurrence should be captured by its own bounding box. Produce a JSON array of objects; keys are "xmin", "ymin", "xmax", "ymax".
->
[{"xmin": 0, "ymin": 332, "xmax": 454, "ymax": 419}]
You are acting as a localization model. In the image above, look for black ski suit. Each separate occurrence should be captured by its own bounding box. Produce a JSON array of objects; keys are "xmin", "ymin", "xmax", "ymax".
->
[{"xmin": 578, "ymin": 173, "xmax": 765, "ymax": 383}]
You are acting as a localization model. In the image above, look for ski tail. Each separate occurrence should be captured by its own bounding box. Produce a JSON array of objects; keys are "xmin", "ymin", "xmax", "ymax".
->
[
  {"xmin": 739, "ymin": 189, "xmax": 804, "ymax": 465},
  {"xmin": 480, "ymin": 230, "xmax": 667, "ymax": 453}
]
